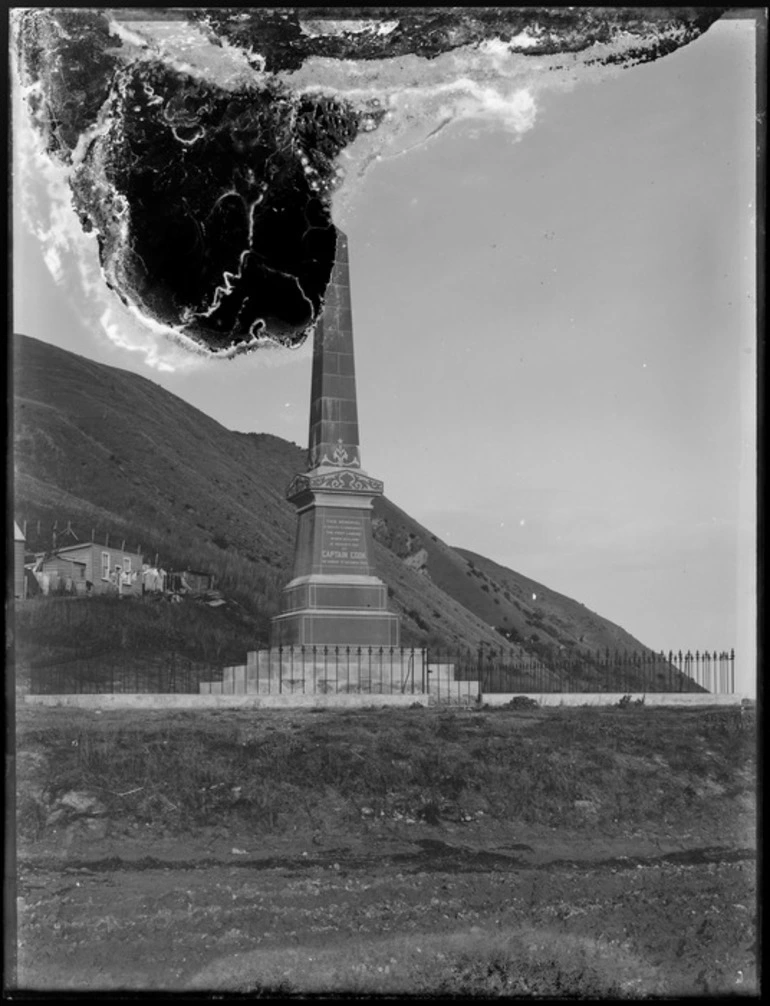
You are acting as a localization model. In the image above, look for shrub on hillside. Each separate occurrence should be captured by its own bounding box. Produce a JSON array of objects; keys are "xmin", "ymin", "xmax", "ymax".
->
[{"xmin": 501, "ymin": 696, "xmax": 540, "ymax": 710}]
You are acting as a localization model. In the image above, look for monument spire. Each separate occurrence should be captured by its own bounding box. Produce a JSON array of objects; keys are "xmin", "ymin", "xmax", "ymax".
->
[
  {"xmin": 270, "ymin": 228, "xmax": 400, "ymax": 648},
  {"xmin": 307, "ymin": 230, "xmax": 361, "ymax": 472}
]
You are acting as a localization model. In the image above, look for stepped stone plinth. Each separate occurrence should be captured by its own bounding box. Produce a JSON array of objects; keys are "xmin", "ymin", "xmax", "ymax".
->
[
  {"xmin": 270, "ymin": 230, "xmax": 400, "ymax": 648},
  {"xmin": 200, "ymin": 647, "xmax": 425, "ymax": 696},
  {"xmin": 197, "ymin": 651, "xmax": 482, "ymax": 701}
]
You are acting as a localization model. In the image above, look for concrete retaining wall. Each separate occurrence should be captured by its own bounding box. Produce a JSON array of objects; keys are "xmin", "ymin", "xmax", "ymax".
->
[
  {"xmin": 23, "ymin": 691, "xmax": 746, "ymax": 710},
  {"xmin": 481, "ymin": 692, "xmax": 747, "ymax": 707},
  {"xmin": 23, "ymin": 692, "xmax": 429, "ymax": 710}
]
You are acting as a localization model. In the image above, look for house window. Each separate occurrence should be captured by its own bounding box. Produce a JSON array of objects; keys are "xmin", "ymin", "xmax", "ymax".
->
[
  {"xmin": 101, "ymin": 552, "xmax": 110, "ymax": 580},
  {"xmin": 124, "ymin": 557, "xmax": 132, "ymax": 576}
]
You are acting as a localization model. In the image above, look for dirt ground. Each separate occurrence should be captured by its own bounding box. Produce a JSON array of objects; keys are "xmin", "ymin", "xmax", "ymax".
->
[{"xmin": 11, "ymin": 705, "xmax": 758, "ymax": 996}]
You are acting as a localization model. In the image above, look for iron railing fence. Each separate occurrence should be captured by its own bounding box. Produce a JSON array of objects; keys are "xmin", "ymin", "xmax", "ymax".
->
[
  {"xmin": 23, "ymin": 645, "xmax": 737, "ymax": 697},
  {"xmin": 27, "ymin": 653, "xmax": 221, "ymax": 695},
  {"xmin": 432, "ymin": 646, "xmax": 736, "ymax": 695},
  {"xmin": 204, "ymin": 646, "xmax": 427, "ymax": 697},
  {"xmin": 24, "ymin": 647, "xmax": 427, "ymax": 697}
]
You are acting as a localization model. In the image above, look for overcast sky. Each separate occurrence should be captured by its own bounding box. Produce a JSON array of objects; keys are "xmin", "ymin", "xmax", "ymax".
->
[{"xmin": 13, "ymin": 17, "xmax": 757, "ymax": 693}]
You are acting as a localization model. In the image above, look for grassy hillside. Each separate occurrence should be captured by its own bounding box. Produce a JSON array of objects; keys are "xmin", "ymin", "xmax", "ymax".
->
[
  {"xmin": 13, "ymin": 334, "xmax": 515, "ymax": 651},
  {"xmin": 13, "ymin": 332, "xmax": 661, "ymax": 672},
  {"xmin": 371, "ymin": 498, "xmax": 651, "ymax": 656}
]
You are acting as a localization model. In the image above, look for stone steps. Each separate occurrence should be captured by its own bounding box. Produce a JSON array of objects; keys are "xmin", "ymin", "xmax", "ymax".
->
[
  {"xmin": 198, "ymin": 649, "xmax": 478, "ymax": 698},
  {"xmin": 200, "ymin": 649, "xmax": 426, "ymax": 696}
]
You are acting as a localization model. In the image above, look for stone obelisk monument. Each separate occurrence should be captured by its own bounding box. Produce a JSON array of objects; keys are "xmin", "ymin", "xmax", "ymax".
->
[{"xmin": 270, "ymin": 230, "xmax": 400, "ymax": 648}]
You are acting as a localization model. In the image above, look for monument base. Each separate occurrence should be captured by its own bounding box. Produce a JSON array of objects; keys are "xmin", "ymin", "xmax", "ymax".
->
[
  {"xmin": 200, "ymin": 645, "xmax": 425, "ymax": 696},
  {"xmin": 270, "ymin": 607, "xmax": 400, "ymax": 647}
]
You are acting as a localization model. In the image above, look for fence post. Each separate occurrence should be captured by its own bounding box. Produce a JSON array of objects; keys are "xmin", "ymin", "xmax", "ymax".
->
[
  {"xmin": 730, "ymin": 649, "xmax": 735, "ymax": 694},
  {"xmin": 603, "ymin": 648, "xmax": 609, "ymax": 694}
]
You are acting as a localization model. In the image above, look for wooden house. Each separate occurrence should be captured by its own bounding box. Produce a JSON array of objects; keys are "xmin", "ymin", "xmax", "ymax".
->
[{"xmin": 34, "ymin": 542, "xmax": 144, "ymax": 596}]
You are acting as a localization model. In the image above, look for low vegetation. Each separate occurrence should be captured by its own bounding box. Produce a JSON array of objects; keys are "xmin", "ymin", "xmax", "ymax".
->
[
  {"xmin": 17, "ymin": 704, "xmax": 755, "ymax": 844},
  {"xmin": 13, "ymin": 595, "xmax": 265, "ymax": 674},
  {"xmin": 15, "ymin": 703, "xmax": 757, "ymax": 995}
]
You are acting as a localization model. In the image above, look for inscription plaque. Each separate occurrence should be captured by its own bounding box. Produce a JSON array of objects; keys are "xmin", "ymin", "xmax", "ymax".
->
[{"xmin": 319, "ymin": 511, "xmax": 369, "ymax": 572}]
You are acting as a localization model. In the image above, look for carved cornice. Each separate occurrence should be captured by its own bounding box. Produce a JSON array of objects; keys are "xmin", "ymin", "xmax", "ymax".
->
[{"xmin": 286, "ymin": 468, "xmax": 384, "ymax": 501}]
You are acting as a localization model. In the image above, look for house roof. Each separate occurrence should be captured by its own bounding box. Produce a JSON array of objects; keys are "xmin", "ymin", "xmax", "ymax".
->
[{"xmin": 36, "ymin": 541, "xmax": 143, "ymax": 557}]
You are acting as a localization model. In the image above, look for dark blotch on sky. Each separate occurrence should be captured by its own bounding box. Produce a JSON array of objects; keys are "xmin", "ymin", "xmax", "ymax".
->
[
  {"xmin": 14, "ymin": 7, "xmax": 725, "ymax": 354},
  {"xmin": 187, "ymin": 7, "xmax": 725, "ymax": 71},
  {"xmin": 71, "ymin": 64, "xmax": 364, "ymax": 347}
]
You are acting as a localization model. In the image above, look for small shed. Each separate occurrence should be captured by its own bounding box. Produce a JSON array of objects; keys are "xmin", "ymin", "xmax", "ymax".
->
[
  {"xmin": 169, "ymin": 569, "xmax": 215, "ymax": 594},
  {"xmin": 14, "ymin": 522, "xmax": 26, "ymax": 599}
]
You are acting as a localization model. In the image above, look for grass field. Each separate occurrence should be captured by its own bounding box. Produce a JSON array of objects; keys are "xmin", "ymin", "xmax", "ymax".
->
[{"xmin": 13, "ymin": 703, "xmax": 757, "ymax": 995}]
